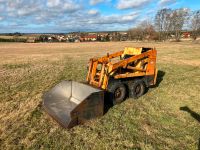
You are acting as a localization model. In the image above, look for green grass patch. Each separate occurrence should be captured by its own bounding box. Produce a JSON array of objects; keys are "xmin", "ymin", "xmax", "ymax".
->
[
  {"xmin": 0, "ymin": 52, "xmax": 199, "ymax": 149},
  {"xmin": 3, "ymin": 63, "xmax": 31, "ymax": 69}
]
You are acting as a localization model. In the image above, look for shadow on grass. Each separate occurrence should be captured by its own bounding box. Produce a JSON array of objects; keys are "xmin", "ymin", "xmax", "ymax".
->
[
  {"xmin": 104, "ymin": 92, "xmax": 114, "ymax": 114},
  {"xmin": 155, "ymin": 70, "xmax": 165, "ymax": 87},
  {"xmin": 199, "ymin": 138, "xmax": 200, "ymax": 150},
  {"xmin": 180, "ymin": 106, "xmax": 200, "ymax": 123},
  {"xmin": 180, "ymin": 106, "xmax": 200, "ymax": 149}
]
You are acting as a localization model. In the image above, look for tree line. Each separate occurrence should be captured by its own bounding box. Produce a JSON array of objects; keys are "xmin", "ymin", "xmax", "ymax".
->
[{"xmin": 128, "ymin": 8, "xmax": 200, "ymax": 41}]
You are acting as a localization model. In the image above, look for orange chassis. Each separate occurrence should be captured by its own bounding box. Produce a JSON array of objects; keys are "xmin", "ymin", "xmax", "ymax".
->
[{"xmin": 87, "ymin": 48, "xmax": 158, "ymax": 90}]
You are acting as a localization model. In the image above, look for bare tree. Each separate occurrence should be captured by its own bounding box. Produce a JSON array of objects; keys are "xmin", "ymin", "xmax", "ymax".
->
[
  {"xmin": 155, "ymin": 8, "xmax": 189, "ymax": 41},
  {"xmin": 170, "ymin": 8, "xmax": 189, "ymax": 41},
  {"xmin": 191, "ymin": 10, "xmax": 200, "ymax": 40},
  {"xmin": 141, "ymin": 20, "xmax": 157, "ymax": 41},
  {"xmin": 113, "ymin": 32, "xmax": 121, "ymax": 41},
  {"xmin": 128, "ymin": 20, "xmax": 156, "ymax": 41},
  {"xmin": 128, "ymin": 27, "xmax": 144, "ymax": 41},
  {"xmin": 155, "ymin": 8, "xmax": 172, "ymax": 41}
]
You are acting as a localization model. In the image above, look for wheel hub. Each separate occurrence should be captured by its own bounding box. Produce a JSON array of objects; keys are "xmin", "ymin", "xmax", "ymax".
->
[
  {"xmin": 114, "ymin": 88, "xmax": 122, "ymax": 98},
  {"xmin": 135, "ymin": 84, "xmax": 141, "ymax": 95}
]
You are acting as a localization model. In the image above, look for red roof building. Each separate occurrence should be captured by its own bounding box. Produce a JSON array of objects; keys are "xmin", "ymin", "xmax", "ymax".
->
[{"xmin": 80, "ymin": 35, "xmax": 97, "ymax": 41}]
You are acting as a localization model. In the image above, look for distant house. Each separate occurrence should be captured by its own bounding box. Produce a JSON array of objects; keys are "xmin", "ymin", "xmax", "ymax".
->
[
  {"xmin": 56, "ymin": 35, "xmax": 66, "ymax": 42},
  {"xmin": 80, "ymin": 35, "xmax": 97, "ymax": 42},
  {"xmin": 182, "ymin": 32, "xmax": 191, "ymax": 38}
]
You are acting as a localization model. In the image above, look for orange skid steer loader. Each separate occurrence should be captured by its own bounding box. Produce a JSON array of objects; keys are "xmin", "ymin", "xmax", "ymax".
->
[{"xmin": 43, "ymin": 47, "xmax": 158, "ymax": 128}]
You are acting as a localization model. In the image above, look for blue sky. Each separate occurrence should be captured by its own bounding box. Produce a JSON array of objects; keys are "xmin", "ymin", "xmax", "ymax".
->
[{"xmin": 0, "ymin": 0, "xmax": 199, "ymax": 33}]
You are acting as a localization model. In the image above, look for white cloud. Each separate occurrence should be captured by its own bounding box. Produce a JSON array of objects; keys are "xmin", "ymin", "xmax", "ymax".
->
[
  {"xmin": 0, "ymin": 4, "xmax": 4, "ymax": 12},
  {"xmin": 5, "ymin": 0, "xmax": 41, "ymax": 17},
  {"xmin": 159, "ymin": 0, "xmax": 176, "ymax": 6},
  {"xmin": 17, "ymin": 2, "xmax": 41, "ymax": 16},
  {"xmin": 47, "ymin": 0, "xmax": 60, "ymax": 7},
  {"xmin": 17, "ymin": 7, "xmax": 40, "ymax": 16},
  {"xmin": 88, "ymin": 9, "xmax": 99, "ymax": 15},
  {"xmin": 62, "ymin": 2, "xmax": 81, "ymax": 12},
  {"xmin": 90, "ymin": 0, "xmax": 104, "ymax": 5},
  {"xmin": 7, "ymin": 0, "xmax": 21, "ymax": 11},
  {"xmin": 46, "ymin": 0, "xmax": 81, "ymax": 13},
  {"xmin": 0, "ymin": 16, "xmax": 3, "ymax": 21},
  {"xmin": 57, "ymin": 12, "xmax": 139, "ymax": 32},
  {"xmin": 4, "ymin": 0, "xmax": 81, "ymax": 18},
  {"xmin": 0, "ymin": 0, "xmax": 140, "ymax": 32},
  {"xmin": 87, "ymin": 12, "xmax": 139, "ymax": 24},
  {"xmin": 117, "ymin": 0, "xmax": 152, "ymax": 9}
]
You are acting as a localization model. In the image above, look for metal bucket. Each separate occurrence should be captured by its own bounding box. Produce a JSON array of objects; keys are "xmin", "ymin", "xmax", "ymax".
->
[{"xmin": 43, "ymin": 81, "xmax": 104, "ymax": 129}]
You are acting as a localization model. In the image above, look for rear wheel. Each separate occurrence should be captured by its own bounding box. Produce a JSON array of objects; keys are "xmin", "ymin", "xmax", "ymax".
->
[
  {"xmin": 107, "ymin": 81, "xmax": 126, "ymax": 105},
  {"xmin": 128, "ymin": 79, "xmax": 146, "ymax": 99}
]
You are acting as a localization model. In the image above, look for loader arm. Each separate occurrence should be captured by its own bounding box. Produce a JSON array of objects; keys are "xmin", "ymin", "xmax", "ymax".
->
[
  {"xmin": 108, "ymin": 50, "xmax": 153, "ymax": 72},
  {"xmin": 87, "ymin": 48, "xmax": 157, "ymax": 90},
  {"xmin": 108, "ymin": 49, "xmax": 157, "ymax": 77},
  {"xmin": 94, "ymin": 50, "xmax": 124, "ymax": 63},
  {"xmin": 86, "ymin": 50, "xmax": 124, "ymax": 88}
]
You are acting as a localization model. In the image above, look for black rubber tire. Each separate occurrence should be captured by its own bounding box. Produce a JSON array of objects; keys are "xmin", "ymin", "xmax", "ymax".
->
[
  {"xmin": 107, "ymin": 81, "xmax": 126, "ymax": 105},
  {"xmin": 128, "ymin": 79, "xmax": 146, "ymax": 99}
]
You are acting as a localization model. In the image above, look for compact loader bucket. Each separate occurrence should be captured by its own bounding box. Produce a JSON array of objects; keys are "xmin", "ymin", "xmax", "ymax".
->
[{"xmin": 43, "ymin": 81, "xmax": 104, "ymax": 129}]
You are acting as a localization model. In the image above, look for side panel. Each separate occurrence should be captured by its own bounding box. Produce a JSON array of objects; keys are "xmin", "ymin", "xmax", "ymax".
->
[{"xmin": 146, "ymin": 50, "xmax": 157, "ymax": 76}]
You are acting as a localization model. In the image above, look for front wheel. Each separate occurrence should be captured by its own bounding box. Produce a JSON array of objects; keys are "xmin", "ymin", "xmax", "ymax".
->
[
  {"xmin": 128, "ymin": 79, "xmax": 146, "ymax": 99},
  {"xmin": 107, "ymin": 81, "xmax": 127, "ymax": 105}
]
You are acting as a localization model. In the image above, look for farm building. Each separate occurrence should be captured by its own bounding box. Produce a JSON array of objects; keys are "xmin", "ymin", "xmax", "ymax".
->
[
  {"xmin": 80, "ymin": 35, "xmax": 97, "ymax": 42},
  {"xmin": 182, "ymin": 32, "xmax": 191, "ymax": 38}
]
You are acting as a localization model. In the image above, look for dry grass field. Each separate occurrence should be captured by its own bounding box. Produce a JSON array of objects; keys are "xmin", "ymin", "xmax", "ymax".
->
[
  {"xmin": 0, "ymin": 35, "xmax": 29, "ymax": 40},
  {"xmin": 0, "ymin": 42, "xmax": 200, "ymax": 149}
]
